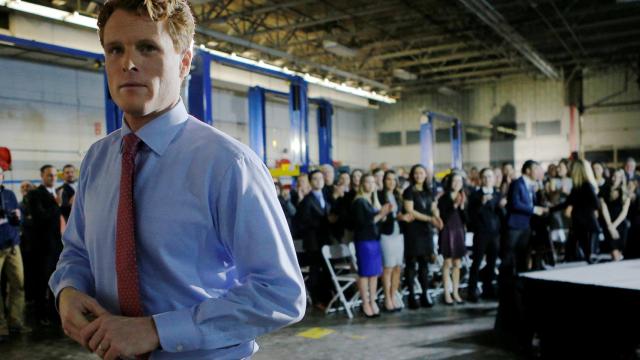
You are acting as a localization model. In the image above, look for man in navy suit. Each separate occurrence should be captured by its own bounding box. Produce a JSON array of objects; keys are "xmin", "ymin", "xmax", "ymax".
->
[
  {"xmin": 495, "ymin": 160, "xmax": 547, "ymax": 350},
  {"xmin": 502, "ymin": 160, "xmax": 547, "ymax": 275}
]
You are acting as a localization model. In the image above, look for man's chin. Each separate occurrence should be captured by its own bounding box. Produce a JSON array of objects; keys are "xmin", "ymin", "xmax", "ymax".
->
[{"xmin": 117, "ymin": 104, "xmax": 150, "ymax": 118}]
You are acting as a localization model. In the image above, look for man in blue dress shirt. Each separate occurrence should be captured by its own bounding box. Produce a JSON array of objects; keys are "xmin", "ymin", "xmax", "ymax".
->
[{"xmin": 48, "ymin": 0, "xmax": 305, "ymax": 359}]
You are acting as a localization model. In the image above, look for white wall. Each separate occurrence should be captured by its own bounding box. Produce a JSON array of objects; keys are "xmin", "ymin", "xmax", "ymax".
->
[
  {"xmin": 372, "ymin": 91, "xmax": 469, "ymax": 170},
  {"xmin": 582, "ymin": 67, "xmax": 640, "ymax": 161},
  {"xmin": 373, "ymin": 67, "xmax": 640, "ymax": 172},
  {"xmin": 0, "ymin": 56, "xmax": 105, "ymax": 197}
]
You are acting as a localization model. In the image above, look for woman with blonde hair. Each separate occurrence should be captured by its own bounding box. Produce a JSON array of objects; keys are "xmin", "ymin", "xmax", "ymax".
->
[
  {"xmin": 553, "ymin": 159, "xmax": 600, "ymax": 262},
  {"xmin": 600, "ymin": 169, "xmax": 631, "ymax": 261},
  {"xmin": 352, "ymin": 173, "xmax": 392, "ymax": 317}
]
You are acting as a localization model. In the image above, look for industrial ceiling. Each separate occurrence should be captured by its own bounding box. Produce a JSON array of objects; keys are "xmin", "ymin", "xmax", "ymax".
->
[{"xmin": 22, "ymin": 0, "xmax": 640, "ymax": 97}]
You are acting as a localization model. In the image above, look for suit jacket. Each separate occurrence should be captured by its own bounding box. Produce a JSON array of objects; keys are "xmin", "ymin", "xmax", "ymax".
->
[
  {"xmin": 506, "ymin": 177, "xmax": 535, "ymax": 230},
  {"xmin": 297, "ymin": 192, "xmax": 331, "ymax": 252},
  {"xmin": 56, "ymin": 182, "xmax": 75, "ymax": 221},
  {"xmin": 352, "ymin": 197, "xmax": 380, "ymax": 241},
  {"xmin": 377, "ymin": 190, "xmax": 402, "ymax": 235},
  {"xmin": 24, "ymin": 185, "xmax": 62, "ymax": 262},
  {"xmin": 468, "ymin": 188, "xmax": 502, "ymax": 236}
]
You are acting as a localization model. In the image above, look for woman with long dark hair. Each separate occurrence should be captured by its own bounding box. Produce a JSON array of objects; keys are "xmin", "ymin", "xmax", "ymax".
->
[
  {"xmin": 378, "ymin": 170, "xmax": 411, "ymax": 311},
  {"xmin": 402, "ymin": 165, "xmax": 442, "ymax": 309},
  {"xmin": 352, "ymin": 173, "xmax": 392, "ymax": 317},
  {"xmin": 438, "ymin": 171, "xmax": 467, "ymax": 305}
]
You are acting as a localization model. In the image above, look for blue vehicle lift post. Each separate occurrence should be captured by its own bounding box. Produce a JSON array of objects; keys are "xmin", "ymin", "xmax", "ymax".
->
[{"xmin": 420, "ymin": 111, "xmax": 463, "ymax": 172}]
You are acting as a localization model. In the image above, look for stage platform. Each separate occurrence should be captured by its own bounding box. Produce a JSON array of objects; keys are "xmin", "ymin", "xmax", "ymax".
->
[{"xmin": 522, "ymin": 260, "xmax": 640, "ymax": 359}]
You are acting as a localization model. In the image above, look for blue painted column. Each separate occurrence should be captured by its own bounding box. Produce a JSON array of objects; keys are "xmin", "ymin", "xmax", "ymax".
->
[
  {"xmin": 289, "ymin": 77, "xmax": 309, "ymax": 171},
  {"xmin": 188, "ymin": 50, "xmax": 213, "ymax": 124},
  {"xmin": 451, "ymin": 118, "xmax": 463, "ymax": 170},
  {"xmin": 104, "ymin": 73, "xmax": 122, "ymax": 134},
  {"xmin": 316, "ymin": 99, "xmax": 333, "ymax": 166},
  {"xmin": 420, "ymin": 113, "xmax": 435, "ymax": 173},
  {"xmin": 248, "ymin": 86, "xmax": 267, "ymax": 163}
]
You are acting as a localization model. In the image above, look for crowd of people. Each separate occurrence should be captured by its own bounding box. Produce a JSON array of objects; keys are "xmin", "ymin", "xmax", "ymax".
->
[
  {"xmin": 0, "ymin": 156, "xmax": 639, "ymax": 342},
  {"xmin": 0, "ymin": 164, "xmax": 76, "ymax": 342},
  {"xmin": 275, "ymin": 157, "xmax": 640, "ymax": 317}
]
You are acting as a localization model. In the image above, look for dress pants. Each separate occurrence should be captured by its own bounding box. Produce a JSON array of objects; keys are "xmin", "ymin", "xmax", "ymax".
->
[
  {"xmin": 306, "ymin": 251, "xmax": 333, "ymax": 305},
  {"xmin": 404, "ymin": 255, "xmax": 430, "ymax": 299},
  {"xmin": 468, "ymin": 233, "xmax": 499, "ymax": 296},
  {"xmin": 0, "ymin": 246, "xmax": 26, "ymax": 335}
]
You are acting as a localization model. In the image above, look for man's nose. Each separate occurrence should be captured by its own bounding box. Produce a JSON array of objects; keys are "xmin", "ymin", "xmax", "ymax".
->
[{"xmin": 121, "ymin": 51, "xmax": 138, "ymax": 72}]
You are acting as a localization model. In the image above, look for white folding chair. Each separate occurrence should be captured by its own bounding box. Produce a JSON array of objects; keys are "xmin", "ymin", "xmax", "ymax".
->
[{"xmin": 321, "ymin": 244, "xmax": 359, "ymax": 319}]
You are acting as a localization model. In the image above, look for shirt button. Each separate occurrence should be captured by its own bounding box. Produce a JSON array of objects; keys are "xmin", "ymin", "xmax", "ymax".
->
[{"xmin": 176, "ymin": 344, "xmax": 184, "ymax": 352}]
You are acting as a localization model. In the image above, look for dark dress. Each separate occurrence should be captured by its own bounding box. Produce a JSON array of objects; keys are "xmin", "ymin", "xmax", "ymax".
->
[
  {"xmin": 401, "ymin": 185, "xmax": 436, "ymax": 305},
  {"xmin": 438, "ymin": 193, "xmax": 467, "ymax": 258},
  {"xmin": 402, "ymin": 186, "xmax": 435, "ymax": 256},
  {"xmin": 604, "ymin": 188, "xmax": 629, "ymax": 252},
  {"xmin": 553, "ymin": 182, "xmax": 600, "ymax": 262}
]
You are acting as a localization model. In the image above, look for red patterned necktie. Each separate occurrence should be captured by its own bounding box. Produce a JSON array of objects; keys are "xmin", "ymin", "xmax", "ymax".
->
[{"xmin": 116, "ymin": 133, "xmax": 145, "ymax": 318}]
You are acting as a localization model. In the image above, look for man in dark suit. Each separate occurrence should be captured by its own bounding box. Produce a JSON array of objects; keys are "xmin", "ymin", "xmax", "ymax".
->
[
  {"xmin": 502, "ymin": 160, "xmax": 547, "ymax": 275},
  {"xmin": 24, "ymin": 164, "xmax": 62, "ymax": 325},
  {"xmin": 297, "ymin": 170, "xmax": 333, "ymax": 308},
  {"xmin": 495, "ymin": 159, "xmax": 547, "ymax": 351},
  {"xmin": 55, "ymin": 164, "xmax": 76, "ymax": 222},
  {"xmin": 467, "ymin": 168, "xmax": 505, "ymax": 302}
]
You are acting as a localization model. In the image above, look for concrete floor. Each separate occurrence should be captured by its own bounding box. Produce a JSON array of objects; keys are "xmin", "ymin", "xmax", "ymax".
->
[{"xmin": 0, "ymin": 300, "xmax": 524, "ymax": 359}]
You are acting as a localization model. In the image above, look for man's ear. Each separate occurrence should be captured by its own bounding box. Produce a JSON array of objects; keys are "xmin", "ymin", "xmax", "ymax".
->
[{"xmin": 180, "ymin": 48, "xmax": 193, "ymax": 80}]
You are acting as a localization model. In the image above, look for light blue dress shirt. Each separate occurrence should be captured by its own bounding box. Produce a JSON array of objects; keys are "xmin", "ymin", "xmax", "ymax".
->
[
  {"xmin": 311, "ymin": 190, "xmax": 325, "ymax": 209},
  {"xmin": 49, "ymin": 100, "xmax": 306, "ymax": 359}
]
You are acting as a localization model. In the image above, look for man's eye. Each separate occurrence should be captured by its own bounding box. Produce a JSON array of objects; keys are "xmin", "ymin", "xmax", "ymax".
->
[
  {"xmin": 107, "ymin": 47, "xmax": 123, "ymax": 55},
  {"xmin": 141, "ymin": 45, "xmax": 156, "ymax": 53}
]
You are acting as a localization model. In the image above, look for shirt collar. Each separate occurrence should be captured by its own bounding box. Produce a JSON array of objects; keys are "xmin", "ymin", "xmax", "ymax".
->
[
  {"xmin": 120, "ymin": 99, "xmax": 189, "ymax": 156},
  {"xmin": 523, "ymin": 175, "xmax": 536, "ymax": 188}
]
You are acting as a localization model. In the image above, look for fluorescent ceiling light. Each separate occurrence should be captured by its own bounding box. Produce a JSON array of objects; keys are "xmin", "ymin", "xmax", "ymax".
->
[
  {"xmin": 0, "ymin": 0, "xmax": 97, "ymax": 29},
  {"xmin": 393, "ymin": 68, "xmax": 417, "ymax": 81},
  {"xmin": 201, "ymin": 46, "xmax": 396, "ymax": 104},
  {"xmin": 322, "ymin": 40, "xmax": 358, "ymax": 58}
]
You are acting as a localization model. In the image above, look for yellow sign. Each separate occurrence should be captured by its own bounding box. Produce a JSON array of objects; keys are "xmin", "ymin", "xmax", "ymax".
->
[
  {"xmin": 296, "ymin": 327, "xmax": 335, "ymax": 339},
  {"xmin": 269, "ymin": 163, "xmax": 301, "ymax": 177}
]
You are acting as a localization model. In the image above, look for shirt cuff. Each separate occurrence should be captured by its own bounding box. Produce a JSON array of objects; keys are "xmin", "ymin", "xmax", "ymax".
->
[
  {"xmin": 152, "ymin": 307, "xmax": 201, "ymax": 353},
  {"xmin": 51, "ymin": 277, "xmax": 93, "ymax": 311}
]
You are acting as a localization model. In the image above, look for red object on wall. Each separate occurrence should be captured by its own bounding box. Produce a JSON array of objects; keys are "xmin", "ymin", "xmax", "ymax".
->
[{"xmin": 0, "ymin": 147, "xmax": 11, "ymax": 171}]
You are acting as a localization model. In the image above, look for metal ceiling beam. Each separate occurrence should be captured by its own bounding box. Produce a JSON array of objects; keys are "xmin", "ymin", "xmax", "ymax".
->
[
  {"xmin": 395, "ymin": 71, "xmax": 524, "ymax": 92},
  {"xmin": 457, "ymin": 0, "xmax": 559, "ymax": 79},
  {"xmin": 196, "ymin": 26, "xmax": 390, "ymax": 90},
  {"xmin": 248, "ymin": 4, "xmax": 397, "ymax": 36},
  {"xmin": 371, "ymin": 42, "xmax": 468, "ymax": 61},
  {"xmin": 201, "ymin": 0, "xmax": 315, "ymax": 25},
  {"xmin": 395, "ymin": 49, "xmax": 497, "ymax": 68},
  {"xmin": 393, "ymin": 65, "xmax": 520, "ymax": 87},
  {"xmin": 428, "ymin": 66, "xmax": 522, "ymax": 81},
  {"xmin": 418, "ymin": 58, "xmax": 512, "ymax": 75}
]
